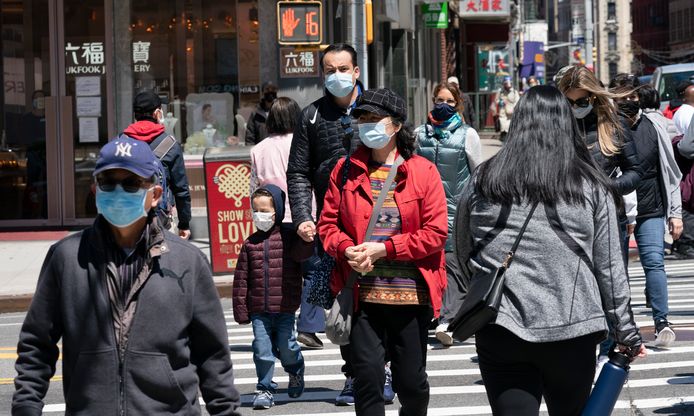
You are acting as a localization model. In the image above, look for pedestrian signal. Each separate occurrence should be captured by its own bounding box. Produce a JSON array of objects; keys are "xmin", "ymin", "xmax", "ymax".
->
[{"xmin": 277, "ymin": 1, "xmax": 323, "ymax": 45}]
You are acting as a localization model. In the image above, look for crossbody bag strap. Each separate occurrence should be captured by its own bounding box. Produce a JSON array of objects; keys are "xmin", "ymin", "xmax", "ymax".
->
[
  {"xmin": 344, "ymin": 155, "xmax": 405, "ymax": 289},
  {"xmin": 502, "ymin": 201, "xmax": 539, "ymax": 270}
]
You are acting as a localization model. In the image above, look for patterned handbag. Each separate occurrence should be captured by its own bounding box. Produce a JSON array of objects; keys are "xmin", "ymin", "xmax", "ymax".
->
[
  {"xmin": 303, "ymin": 157, "xmax": 351, "ymax": 309},
  {"xmin": 305, "ymin": 253, "xmax": 337, "ymax": 309}
]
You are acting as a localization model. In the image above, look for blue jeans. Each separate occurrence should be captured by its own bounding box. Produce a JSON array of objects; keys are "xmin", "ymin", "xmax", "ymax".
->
[
  {"xmin": 634, "ymin": 216, "xmax": 670, "ymax": 324},
  {"xmin": 251, "ymin": 312, "xmax": 305, "ymax": 391}
]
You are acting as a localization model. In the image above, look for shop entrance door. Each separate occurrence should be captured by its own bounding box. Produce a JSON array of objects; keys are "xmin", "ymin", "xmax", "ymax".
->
[
  {"xmin": 0, "ymin": 0, "xmax": 108, "ymax": 228},
  {"xmin": 1, "ymin": 0, "xmax": 60, "ymax": 226}
]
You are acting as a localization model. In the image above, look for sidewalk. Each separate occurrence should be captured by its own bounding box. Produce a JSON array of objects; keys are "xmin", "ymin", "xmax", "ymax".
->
[{"xmin": 0, "ymin": 233, "xmax": 233, "ymax": 313}]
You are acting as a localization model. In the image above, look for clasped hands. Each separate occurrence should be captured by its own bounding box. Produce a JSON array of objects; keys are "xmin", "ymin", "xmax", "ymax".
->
[{"xmin": 345, "ymin": 242, "xmax": 387, "ymax": 274}]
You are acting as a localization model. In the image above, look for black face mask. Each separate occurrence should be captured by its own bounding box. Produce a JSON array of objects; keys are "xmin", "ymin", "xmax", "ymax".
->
[
  {"xmin": 263, "ymin": 93, "xmax": 277, "ymax": 103},
  {"xmin": 431, "ymin": 103, "xmax": 457, "ymax": 122},
  {"xmin": 617, "ymin": 101, "xmax": 640, "ymax": 119}
]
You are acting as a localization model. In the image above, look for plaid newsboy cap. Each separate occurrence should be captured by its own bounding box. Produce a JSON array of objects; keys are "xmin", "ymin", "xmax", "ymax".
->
[{"xmin": 352, "ymin": 88, "xmax": 407, "ymax": 122}]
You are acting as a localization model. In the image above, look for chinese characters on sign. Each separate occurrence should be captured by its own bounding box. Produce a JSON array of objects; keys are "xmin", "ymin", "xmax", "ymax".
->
[
  {"xmin": 422, "ymin": 3, "xmax": 449, "ymax": 29},
  {"xmin": 65, "ymin": 41, "xmax": 105, "ymax": 74},
  {"xmin": 277, "ymin": 1, "xmax": 322, "ymax": 45},
  {"xmin": 280, "ymin": 48, "xmax": 319, "ymax": 78},
  {"xmin": 132, "ymin": 41, "xmax": 151, "ymax": 73},
  {"xmin": 459, "ymin": 0, "xmax": 509, "ymax": 18}
]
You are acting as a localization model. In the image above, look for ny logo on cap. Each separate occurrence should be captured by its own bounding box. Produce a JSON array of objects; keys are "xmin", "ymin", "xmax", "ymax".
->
[{"xmin": 115, "ymin": 142, "xmax": 133, "ymax": 157}]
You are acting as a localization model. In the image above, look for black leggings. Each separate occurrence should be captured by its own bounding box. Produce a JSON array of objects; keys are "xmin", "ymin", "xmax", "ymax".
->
[{"xmin": 476, "ymin": 324, "xmax": 601, "ymax": 416}]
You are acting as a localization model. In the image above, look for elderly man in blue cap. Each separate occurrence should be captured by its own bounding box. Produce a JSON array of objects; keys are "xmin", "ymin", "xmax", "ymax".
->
[{"xmin": 13, "ymin": 136, "xmax": 241, "ymax": 416}]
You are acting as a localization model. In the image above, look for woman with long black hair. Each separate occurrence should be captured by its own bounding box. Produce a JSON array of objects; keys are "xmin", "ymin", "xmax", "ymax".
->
[{"xmin": 455, "ymin": 86, "xmax": 645, "ymax": 416}]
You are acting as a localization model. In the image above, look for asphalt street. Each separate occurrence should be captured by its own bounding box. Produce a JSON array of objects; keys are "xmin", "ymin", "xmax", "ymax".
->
[{"xmin": 0, "ymin": 260, "xmax": 693, "ymax": 415}]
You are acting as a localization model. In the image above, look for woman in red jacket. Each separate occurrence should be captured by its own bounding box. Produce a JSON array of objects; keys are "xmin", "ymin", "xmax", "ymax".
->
[{"xmin": 318, "ymin": 88, "xmax": 448, "ymax": 416}]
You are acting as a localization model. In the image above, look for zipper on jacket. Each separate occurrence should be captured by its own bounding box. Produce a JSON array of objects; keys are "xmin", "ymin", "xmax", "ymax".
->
[
  {"xmin": 263, "ymin": 238, "xmax": 270, "ymax": 312},
  {"xmin": 119, "ymin": 359, "xmax": 125, "ymax": 416}
]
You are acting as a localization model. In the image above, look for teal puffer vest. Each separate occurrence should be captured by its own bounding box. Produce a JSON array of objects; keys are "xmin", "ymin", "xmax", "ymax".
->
[{"xmin": 416, "ymin": 123, "xmax": 471, "ymax": 252}]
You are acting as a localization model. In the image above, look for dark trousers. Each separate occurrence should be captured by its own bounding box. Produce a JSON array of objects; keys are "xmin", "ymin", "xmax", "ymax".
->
[
  {"xmin": 476, "ymin": 325, "xmax": 599, "ymax": 416},
  {"xmin": 351, "ymin": 303, "xmax": 432, "ymax": 416},
  {"xmin": 439, "ymin": 251, "xmax": 468, "ymax": 324},
  {"xmin": 676, "ymin": 209, "xmax": 694, "ymax": 249}
]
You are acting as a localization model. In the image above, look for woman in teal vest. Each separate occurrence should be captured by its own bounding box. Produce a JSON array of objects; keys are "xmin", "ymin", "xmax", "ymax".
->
[{"xmin": 416, "ymin": 81, "xmax": 482, "ymax": 347}]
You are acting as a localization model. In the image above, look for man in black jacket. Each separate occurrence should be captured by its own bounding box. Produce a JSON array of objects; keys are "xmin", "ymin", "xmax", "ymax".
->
[
  {"xmin": 13, "ymin": 137, "xmax": 241, "ymax": 416},
  {"xmin": 287, "ymin": 43, "xmax": 377, "ymax": 406},
  {"xmin": 245, "ymin": 82, "xmax": 278, "ymax": 145},
  {"xmin": 124, "ymin": 91, "xmax": 192, "ymax": 239}
]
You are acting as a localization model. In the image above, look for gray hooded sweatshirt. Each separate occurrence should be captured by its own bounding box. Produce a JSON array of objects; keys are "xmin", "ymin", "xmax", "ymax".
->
[{"xmin": 454, "ymin": 181, "xmax": 642, "ymax": 347}]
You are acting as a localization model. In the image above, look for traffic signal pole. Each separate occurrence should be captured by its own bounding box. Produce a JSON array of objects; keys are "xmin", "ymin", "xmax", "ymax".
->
[
  {"xmin": 345, "ymin": 0, "xmax": 369, "ymax": 87},
  {"xmin": 584, "ymin": 0, "xmax": 594, "ymax": 69}
]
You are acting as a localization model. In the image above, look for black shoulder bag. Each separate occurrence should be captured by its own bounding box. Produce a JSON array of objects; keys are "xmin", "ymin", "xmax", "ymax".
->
[{"xmin": 449, "ymin": 201, "xmax": 539, "ymax": 342}]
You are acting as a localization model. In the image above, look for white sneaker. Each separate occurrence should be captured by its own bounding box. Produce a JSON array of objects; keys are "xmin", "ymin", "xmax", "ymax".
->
[
  {"xmin": 435, "ymin": 323, "xmax": 453, "ymax": 347},
  {"xmin": 654, "ymin": 321, "xmax": 676, "ymax": 348},
  {"xmin": 595, "ymin": 355, "xmax": 609, "ymax": 381}
]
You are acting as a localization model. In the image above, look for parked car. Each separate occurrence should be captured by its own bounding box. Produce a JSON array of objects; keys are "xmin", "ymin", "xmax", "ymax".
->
[
  {"xmin": 638, "ymin": 74, "xmax": 652, "ymax": 86},
  {"xmin": 652, "ymin": 63, "xmax": 694, "ymax": 110}
]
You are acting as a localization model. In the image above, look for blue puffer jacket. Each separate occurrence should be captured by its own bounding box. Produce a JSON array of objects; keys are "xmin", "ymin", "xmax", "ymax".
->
[{"xmin": 417, "ymin": 123, "xmax": 472, "ymax": 252}]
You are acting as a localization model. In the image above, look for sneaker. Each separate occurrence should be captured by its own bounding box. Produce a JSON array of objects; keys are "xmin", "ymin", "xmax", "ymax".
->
[
  {"xmin": 335, "ymin": 377, "xmax": 355, "ymax": 406},
  {"xmin": 384, "ymin": 364, "xmax": 395, "ymax": 404},
  {"xmin": 654, "ymin": 320, "xmax": 676, "ymax": 347},
  {"xmin": 297, "ymin": 332, "xmax": 324, "ymax": 349},
  {"xmin": 435, "ymin": 323, "xmax": 453, "ymax": 347},
  {"xmin": 252, "ymin": 390, "xmax": 274, "ymax": 410},
  {"xmin": 288, "ymin": 371, "xmax": 305, "ymax": 398},
  {"xmin": 595, "ymin": 354, "xmax": 609, "ymax": 379}
]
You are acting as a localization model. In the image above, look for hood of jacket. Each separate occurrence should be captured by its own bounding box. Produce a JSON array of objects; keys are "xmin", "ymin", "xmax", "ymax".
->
[
  {"xmin": 259, "ymin": 183, "xmax": 286, "ymax": 227},
  {"xmin": 124, "ymin": 120, "xmax": 165, "ymax": 143}
]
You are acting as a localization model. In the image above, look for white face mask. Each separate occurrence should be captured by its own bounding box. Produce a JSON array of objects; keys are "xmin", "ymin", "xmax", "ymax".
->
[{"xmin": 253, "ymin": 211, "xmax": 275, "ymax": 232}]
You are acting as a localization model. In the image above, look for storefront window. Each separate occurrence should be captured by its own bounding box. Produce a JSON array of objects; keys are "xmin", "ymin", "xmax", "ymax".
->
[
  {"xmin": 65, "ymin": 0, "xmax": 107, "ymax": 218},
  {"xmin": 116, "ymin": 1, "xmax": 261, "ymax": 155},
  {"xmin": 0, "ymin": 0, "xmax": 51, "ymax": 220}
]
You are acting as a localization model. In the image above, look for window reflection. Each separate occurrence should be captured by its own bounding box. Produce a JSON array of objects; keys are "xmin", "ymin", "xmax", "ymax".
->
[{"xmin": 125, "ymin": 0, "xmax": 261, "ymax": 155}]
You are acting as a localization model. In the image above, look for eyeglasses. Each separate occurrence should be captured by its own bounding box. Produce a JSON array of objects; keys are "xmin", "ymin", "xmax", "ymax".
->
[
  {"xmin": 341, "ymin": 114, "xmax": 354, "ymax": 140},
  {"xmin": 96, "ymin": 174, "xmax": 152, "ymax": 193},
  {"xmin": 566, "ymin": 96, "xmax": 592, "ymax": 108},
  {"xmin": 434, "ymin": 98, "xmax": 457, "ymax": 105}
]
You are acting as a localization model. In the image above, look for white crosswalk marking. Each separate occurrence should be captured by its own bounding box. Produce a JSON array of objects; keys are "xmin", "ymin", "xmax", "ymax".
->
[{"xmin": 35, "ymin": 260, "xmax": 694, "ymax": 414}]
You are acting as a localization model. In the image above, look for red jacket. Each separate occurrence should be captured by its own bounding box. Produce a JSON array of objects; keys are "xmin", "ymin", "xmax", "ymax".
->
[{"xmin": 318, "ymin": 146, "xmax": 448, "ymax": 317}]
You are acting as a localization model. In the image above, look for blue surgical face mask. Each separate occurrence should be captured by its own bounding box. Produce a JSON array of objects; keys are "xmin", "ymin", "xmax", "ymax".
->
[
  {"xmin": 358, "ymin": 119, "xmax": 394, "ymax": 149},
  {"xmin": 325, "ymin": 72, "xmax": 355, "ymax": 97},
  {"xmin": 96, "ymin": 185, "xmax": 151, "ymax": 228},
  {"xmin": 572, "ymin": 103, "xmax": 593, "ymax": 119}
]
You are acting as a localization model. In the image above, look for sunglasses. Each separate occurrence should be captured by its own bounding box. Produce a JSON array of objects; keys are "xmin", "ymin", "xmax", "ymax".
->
[
  {"xmin": 567, "ymin": 96, "xmax": 592, "ymax": 108},
  {"xmin": 96, "ymin": 174, "xmax": 152, "ymax": 193}
]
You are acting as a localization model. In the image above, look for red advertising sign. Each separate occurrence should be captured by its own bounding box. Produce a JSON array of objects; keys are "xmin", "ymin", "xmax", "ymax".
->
[{"xmin": 204, "ymin": 159, "xmax": 254, "ymax": 273}]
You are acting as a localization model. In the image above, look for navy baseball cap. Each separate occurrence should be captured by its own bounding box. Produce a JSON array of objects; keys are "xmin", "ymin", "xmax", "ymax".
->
[{"xmin": 93, "ymin": 136, "xmax": 159, "ymax": 179}]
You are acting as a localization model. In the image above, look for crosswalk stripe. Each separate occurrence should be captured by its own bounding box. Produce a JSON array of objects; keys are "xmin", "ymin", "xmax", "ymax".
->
[
  {"xmin": 31, "ymin": 259, "xmax": 694, "ymax": 415},
  {"xmin": 628, "ymin": 375, "xmax": 694, "ymax": 387}
]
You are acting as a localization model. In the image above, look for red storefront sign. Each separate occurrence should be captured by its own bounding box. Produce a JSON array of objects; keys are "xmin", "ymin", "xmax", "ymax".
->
[{"xmin": 204, "ymin": 159, "xmax": 254, "ymax": 273}]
